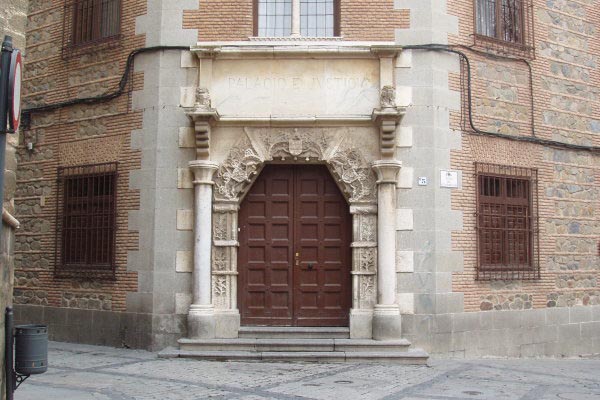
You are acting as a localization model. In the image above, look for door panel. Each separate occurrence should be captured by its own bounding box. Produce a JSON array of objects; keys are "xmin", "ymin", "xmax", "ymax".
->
[
  {"xmin": 239, "ymin": 165, "xmax": 351, "ymax": 327},
  {"xmin": 239, "ymin": 166, "xmax": 294, "ymax": 325}
]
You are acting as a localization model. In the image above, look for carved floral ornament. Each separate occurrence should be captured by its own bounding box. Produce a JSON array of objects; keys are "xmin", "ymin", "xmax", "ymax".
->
[{"xmin": 213, "ymin": 128, "xmax": 377, "ymax": 203}]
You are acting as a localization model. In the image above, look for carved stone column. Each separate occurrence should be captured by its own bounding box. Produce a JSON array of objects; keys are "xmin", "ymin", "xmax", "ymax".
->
[
  {"xmin": 349, "ymin": 203, "xmax": 378, "ymax": 339},
  {"xmin": 372, "ymin": 160, "xmax": 402, "ymax": 340},
  {"xmin": 188, "ymin": 160, "xmax": 219, "ymax": 338}
]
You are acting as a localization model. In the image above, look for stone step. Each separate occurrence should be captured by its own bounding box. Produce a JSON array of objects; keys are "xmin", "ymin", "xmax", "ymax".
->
[
  {"xmin": 178, "ymin": 338, "xmax": 412, "ymax": 353},
  {"xmin": 238, "ymin": 326, "xmax": 350, "ymax": 339},
  {"xmin": 159, "ymin": 348, "xmax": 429, "ymax": 365}
]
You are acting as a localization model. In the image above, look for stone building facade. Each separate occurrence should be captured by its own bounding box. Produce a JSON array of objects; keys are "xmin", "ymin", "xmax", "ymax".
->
[
  {"xmin": 13, "ymin": 0, "xmax": 600, "ymax": 358},
  {"xmin": 1, "ymin": 0, "xmax": 27, "ymax": 398}
]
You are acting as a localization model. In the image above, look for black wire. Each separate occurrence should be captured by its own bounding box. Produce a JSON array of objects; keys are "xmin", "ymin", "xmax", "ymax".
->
[
  {"xmin": 21, "ymin": 43, "xmax": 599, "ymax": 153},
  {"xmin": 21, "ymin": 46, "xmax": 190, "ymax": 117},
  {"xmin": 453, "ymin": 43, "xmax": 537, "ymax": 138},
  {"xmin": 403, "ymin": 44, "xmax": 600, "ymax": 153}
]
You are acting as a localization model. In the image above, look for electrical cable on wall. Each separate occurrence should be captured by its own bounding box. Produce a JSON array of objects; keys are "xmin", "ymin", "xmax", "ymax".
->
[
  {"xmin": 403, "ymin": 44, "xmax": 600, "ymax": 153},
  {"xmin": 21, "ymin": 44, "xmax": 600, "ymax": 153},
  {"xmin": 21, "ymin": 46, "xmax": 189, "ymax": 121}
]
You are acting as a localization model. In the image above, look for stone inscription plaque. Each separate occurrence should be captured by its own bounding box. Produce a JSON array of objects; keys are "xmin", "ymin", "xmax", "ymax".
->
[{"xmin": 211, "ymin": 58, "xmax": 380, "ymax": 117}]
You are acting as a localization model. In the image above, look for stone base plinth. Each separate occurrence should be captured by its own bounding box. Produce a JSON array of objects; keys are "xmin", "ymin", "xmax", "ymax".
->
[
  {"xmin": 215, "ymin": 311, "xmax": 241, "ymax": 338},
  {"xmin": 188, "ymin": 305, "xmax": 216, "ymax": 339},
  {"xmin": 349, "ymin": 309, "xmax": 373, "ymax": 339},
  {"xmin": 372, "ymin": 304, "xmax": 402, "ymax": 340}
]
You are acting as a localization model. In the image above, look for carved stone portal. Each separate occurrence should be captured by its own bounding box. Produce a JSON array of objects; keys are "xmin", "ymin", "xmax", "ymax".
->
[
  {"xmin": 210, "ymin": 128, "xmax": 379, "ymax": 337},
  {"xmin": 213, "ymin": 128, "xmax": 377, "ymax": 203}
]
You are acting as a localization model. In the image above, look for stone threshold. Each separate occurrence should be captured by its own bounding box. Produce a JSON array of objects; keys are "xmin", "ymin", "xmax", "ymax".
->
[{"xmin": 158, "ymin": 348, "xmax": 429, "ymax": 365}]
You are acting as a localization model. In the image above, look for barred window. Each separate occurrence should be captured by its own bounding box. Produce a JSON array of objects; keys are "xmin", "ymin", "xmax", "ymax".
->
[
  {"xmin": 255, "ymin": 0, "xmax": 339, "ymax": 37},
  {"xmin": 55, "ymin": 163, "xmax": 117, "ymax": 279},
  {"xmin": 71, "ymin": 0, "xmax": 121, "ymax": 46},
  {"xmin": 476, "ymin": 163, "xmax": 539, "ymax": 280},
  {"xmin": 474, "ymin": 0, "xmax": 533, "ymax": 57}
]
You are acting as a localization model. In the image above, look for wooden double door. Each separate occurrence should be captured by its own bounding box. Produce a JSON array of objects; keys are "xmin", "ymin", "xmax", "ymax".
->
[{"xmin": 238, "ymin": 165, "xmax": 352, "ymax": 327}]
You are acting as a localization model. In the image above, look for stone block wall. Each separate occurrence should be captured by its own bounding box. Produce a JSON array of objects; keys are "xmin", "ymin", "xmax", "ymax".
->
[{"xmin": 403, "ymin": 305, "xmax": 600, "ymax": 358}]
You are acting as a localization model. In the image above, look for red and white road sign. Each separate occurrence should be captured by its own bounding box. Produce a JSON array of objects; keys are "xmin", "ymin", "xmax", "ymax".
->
[{"xmin": 8, "ymin": 49, "xmax": 22, "ymax": 132}]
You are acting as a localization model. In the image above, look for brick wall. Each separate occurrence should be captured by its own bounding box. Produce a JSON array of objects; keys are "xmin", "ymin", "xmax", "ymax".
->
[
  {"xmin": 14, "ymin": 0, "xmax": 145, "ymax": 324},
  {"xmin": 183, "ymin": 0, "xmax": 409, "ymax": 41},
  {"xmin": 448, "ymin": 0, "xmax": 600, "ymax": 312}
]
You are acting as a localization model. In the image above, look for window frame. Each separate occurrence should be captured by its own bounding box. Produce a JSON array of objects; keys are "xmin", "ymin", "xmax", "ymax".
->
[
  {"xmin": 473, "ymin": 0, "xmax": 534, "ymax": 57},
  {"xmin": 253, "ymin": 0, "xmax": 341, "ymax": 38},
  {"xmin": 475, "ymin": 163, "xmax": 539, "ymax": 281},
  {"xmin": 55, "ymin": 162, "xmax": 118, "ymax": 280}
]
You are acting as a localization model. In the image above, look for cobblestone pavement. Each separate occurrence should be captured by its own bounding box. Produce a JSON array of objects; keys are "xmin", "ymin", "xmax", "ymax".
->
[{"xmin": 16, "ymin": 342, "xmax": 600, "ymax": 400}]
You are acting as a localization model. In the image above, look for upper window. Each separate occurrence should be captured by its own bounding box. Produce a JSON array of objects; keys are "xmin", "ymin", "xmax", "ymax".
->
[
  {"xmin": 55, "ymin": 163, "xmax": 118, "ymax": 279},
  {"xmin": 71, "ymin": 0, "xmax": 121, "ymax": 46},
  {"xmin": 474, "ymin": 0, "xmax": 533, "ymax": 56},
  {"xmin": 255, "ymin": 0, "xmax": 339, "ymax": 38},
  {"xmin": 475, "ymin": 163, "xmax": 539, "ymax": 281},
  {"xmin": 476, "ymin": 0, "xmax": 523, "ymax": 44}
]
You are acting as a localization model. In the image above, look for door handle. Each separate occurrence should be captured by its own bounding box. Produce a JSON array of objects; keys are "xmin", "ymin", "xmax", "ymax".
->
[{"xmin": 307, "ymin": 263, "xmax": 314, "ymax": 271}]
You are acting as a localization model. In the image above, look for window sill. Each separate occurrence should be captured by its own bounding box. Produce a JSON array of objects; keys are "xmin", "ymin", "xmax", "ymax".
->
[
  {"xmin": 249, "ymin": 36, "xmax": 344, "ymax": 42},
  {"xmin": 476, "ymin": 265, "xmax": 539, "ymax": 281},
  {"xmin": 62, "ymin": 34, "xmax": 123, "ymax": 59},
  {"xmin": 473, "ymin": 34, "xmax": 534, "ymax": 59},
  {"xmin": 55, "ymin": 266, "xmax": 116, "ymax": 281}
]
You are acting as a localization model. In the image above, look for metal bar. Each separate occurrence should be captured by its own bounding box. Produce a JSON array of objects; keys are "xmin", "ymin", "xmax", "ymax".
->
[
  {"xmin": 0, "ymin": 36, "xmax": 14, "ymax": 247},
  {"xmin": 55, "ymin": 162, "xmax": 117, "ymax": 278},
  {"xmin": 5, "ymin": 307, "xmax": 14, "ymax": 400}
]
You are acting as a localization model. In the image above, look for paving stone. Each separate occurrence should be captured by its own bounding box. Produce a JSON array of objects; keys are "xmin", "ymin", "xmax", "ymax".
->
[{"xmin": 16, "ymin": 342, "xmax": 600, "ymax": 400}]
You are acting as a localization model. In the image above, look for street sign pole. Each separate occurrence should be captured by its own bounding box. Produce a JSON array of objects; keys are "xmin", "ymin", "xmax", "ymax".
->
[{"xmin": 0, "ymin": 36, "xmax": 15, "ymax": 242}]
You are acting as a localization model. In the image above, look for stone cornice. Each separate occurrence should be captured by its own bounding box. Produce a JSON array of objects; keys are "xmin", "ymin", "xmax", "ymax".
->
[{"xmin": 191, "ymin": 41, "xmax": 402, "ymax": 59}]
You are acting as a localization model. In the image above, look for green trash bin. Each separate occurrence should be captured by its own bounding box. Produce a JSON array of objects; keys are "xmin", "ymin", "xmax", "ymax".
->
[{"xmin": 14, "ymin": 324, "xmax": 48, "ymax": 375}]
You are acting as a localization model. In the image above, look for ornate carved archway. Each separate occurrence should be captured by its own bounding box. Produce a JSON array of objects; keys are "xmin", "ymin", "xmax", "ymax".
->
[
  {"xmin": 213, "ymin": 127, "xmax": 377, "ymax": 203},
  {"xmin": 209, "ymin": 127, "xmax": 379, "ymax": 337}
]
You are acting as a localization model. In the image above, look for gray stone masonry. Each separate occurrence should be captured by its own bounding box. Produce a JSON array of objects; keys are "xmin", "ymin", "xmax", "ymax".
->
[
  {"xmin": 402, "ymin": 305, "xmax": 600, "ymax": 358},
  {"xmin": 14, "ymin": 305, "xmax": 153, "ymax": 350}
]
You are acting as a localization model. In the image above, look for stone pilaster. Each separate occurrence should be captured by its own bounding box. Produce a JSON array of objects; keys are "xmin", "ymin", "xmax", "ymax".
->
[
  {"xmin": 349, "ymin": 203, "xmax": 378, "ymax": 339},
  {"xmin": 372, "ymin": 160, "xmax": 402, "ymax": 340},
  {"xmin": 187, "ymin": 160, "xmax": 218, "ymax": 338},
  {"xmin": 212, "ymin": 201, "xmax": 241, "ymax": 338}
]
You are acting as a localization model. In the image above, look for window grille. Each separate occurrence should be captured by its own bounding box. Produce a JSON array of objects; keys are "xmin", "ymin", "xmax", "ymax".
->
[
  {"xmin": 55, "ymin": 163, "xmax": 118, "ymax": 279},
  {"xmin": 62, "ymin": 0, "xmax": 121, "ymax": 56},
  {"xmin": 473, "ymin": 0, "xmax": 534, "ymax": 57},
  {"xmin": 475, "ymin": 163, "xmax": 539, "ymax": 280}
]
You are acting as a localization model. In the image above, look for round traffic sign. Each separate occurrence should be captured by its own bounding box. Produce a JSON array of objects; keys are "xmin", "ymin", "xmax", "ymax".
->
[{"xmin": 8, "ymin": 49, "xmax": 22, "ymax": 132}]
